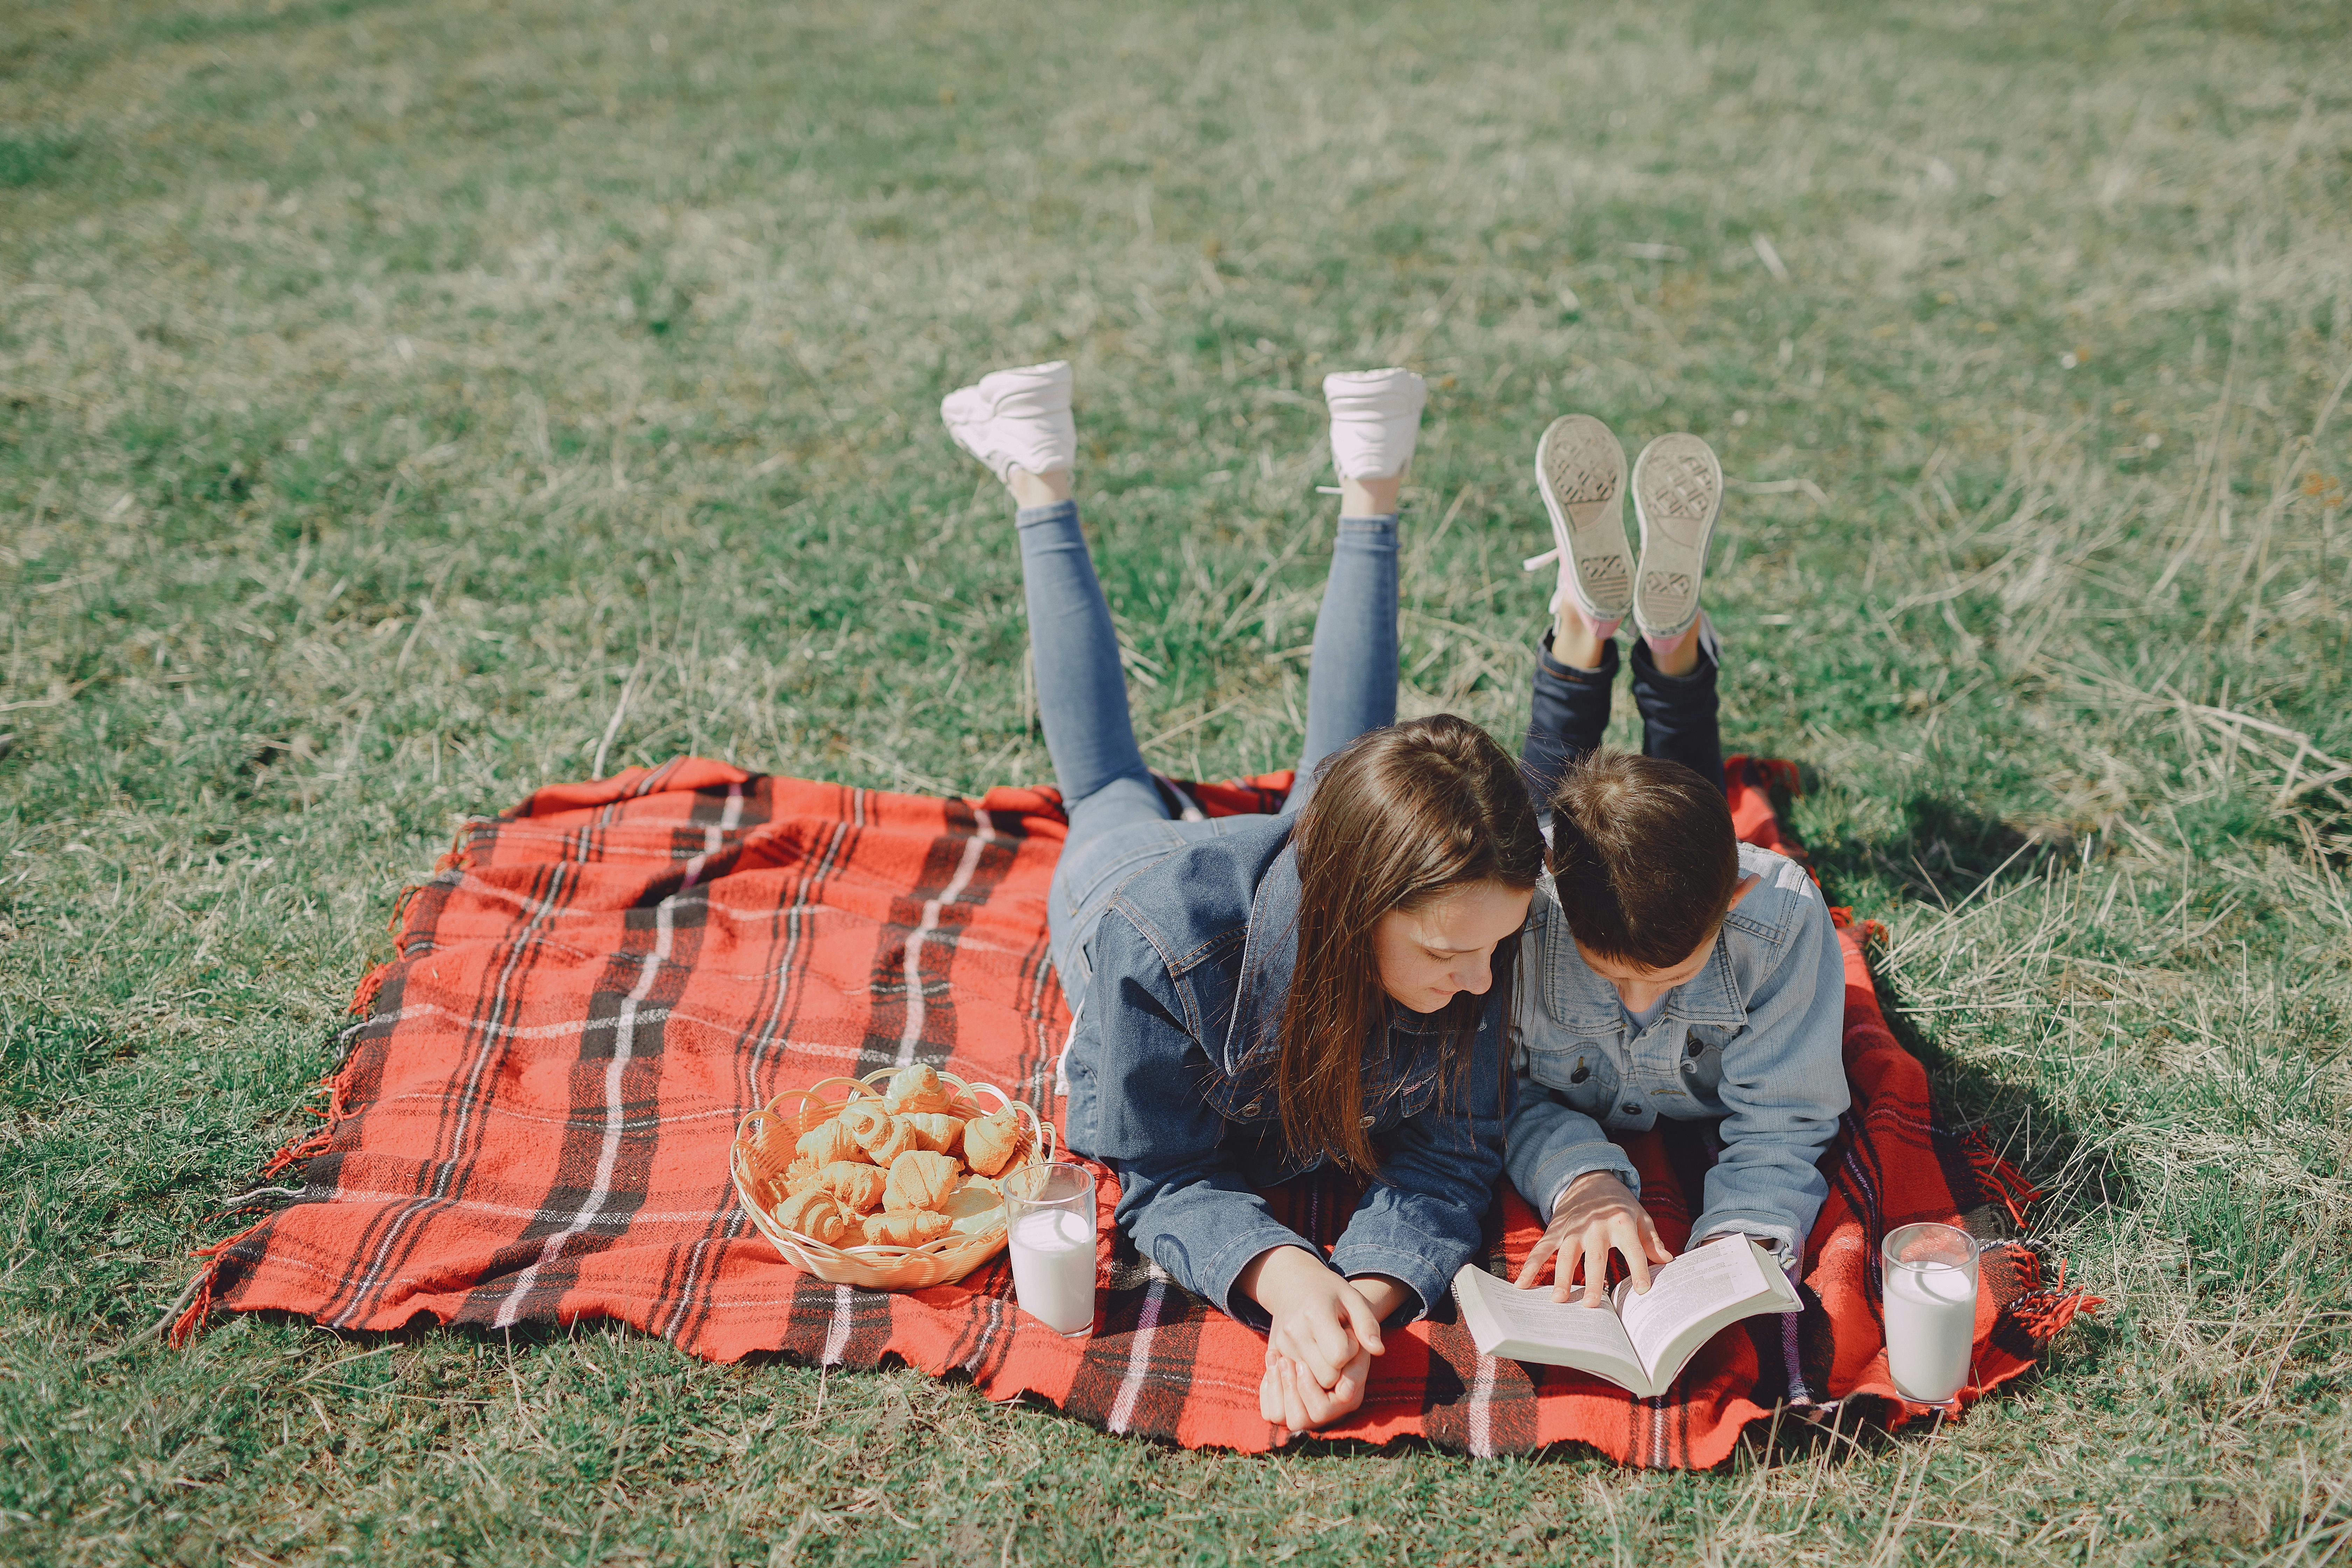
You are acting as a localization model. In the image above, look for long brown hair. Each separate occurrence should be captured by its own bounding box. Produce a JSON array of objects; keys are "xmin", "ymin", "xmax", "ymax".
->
[{"xmin": 1273, "ymin": 714, "xmax": 1544, "ymax": 1177}]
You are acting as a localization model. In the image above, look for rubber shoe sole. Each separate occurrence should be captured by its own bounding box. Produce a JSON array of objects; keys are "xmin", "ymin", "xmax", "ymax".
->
[
  {"xmin": 1535, "ymin": 414, "xmax": 1633, "ymax": 624},
  {"xmin": 1630, "ymin": 432, "xmax": 1722, "ymax": 642}
]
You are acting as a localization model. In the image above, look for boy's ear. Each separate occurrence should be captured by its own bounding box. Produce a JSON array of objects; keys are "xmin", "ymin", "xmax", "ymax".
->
[{"xmin": 1725, "ymin": 872, "xmax": 1764, "ymax": 911}]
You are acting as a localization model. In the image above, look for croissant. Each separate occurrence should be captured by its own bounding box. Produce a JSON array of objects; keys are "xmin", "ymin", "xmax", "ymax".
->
[
  {"xmin": 955, "ymin": 1172, "xmax": 1002, "ymax": 1206},
  {"xmin": 812, "ymin": 1160, "xmax": 888, "ymax": 1214},
  {"xmin": 780, "ymin": 1155, "xmax": 824, "ymax": 1194},
  {"xmin": 884, "ymin": 1149, "xmax": 961, "ymax": 1213},
  {"xmin": 899, "ymin": 1112, "xmax": 964, "ymax": 1158},
  {"xmin": 768, "ymin": 1187, "xmax": 851, "ymax": 1246},
  {"xmin": 842, "ymin": 1101, "xmax": 917, "ymax": 1166},
  {"xmin": 795, "ymin": 1117, "xmax": 865, "ymax": 1168},
  {"xmin": 838, "ymin": 1099, "xmax": 888, "ymax": 1139},
  {"xmin": 961, "ymin": 1107, "xmax": 1024, "ymax": 1178},
  {"xmin": 860, "ymin": 1209, "xmax": 951, "ymax": 1248},
  {"xmin": 882, "ymin": 1063, "xmax": 954, "ymax": 1116},
  {"xmin": 743, "ymin": 1113, "xmax": 795, "ymax": 1166}
]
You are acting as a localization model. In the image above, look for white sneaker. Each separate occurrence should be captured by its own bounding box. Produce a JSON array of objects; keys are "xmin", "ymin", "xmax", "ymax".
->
[
  {"xmin": 1530, "ymin": 414, "xmax": 1634, "ymax": 636},
  {"xmin": 1630, "ymin": 432, "xmax": 1722, "ymax": 642},
  {"xmin": 940, "ymin": 360, "xmax": 1076, "ymax": 483},
  {"xmin": 1321, "ymin": 368, "xmax": 1427, "ymax": 481}
]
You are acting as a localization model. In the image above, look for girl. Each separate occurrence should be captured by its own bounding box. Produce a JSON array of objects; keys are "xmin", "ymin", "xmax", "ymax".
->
[{"xmin": 940, "ymin": 360, "xmax": 1544, "ymax": 1437}]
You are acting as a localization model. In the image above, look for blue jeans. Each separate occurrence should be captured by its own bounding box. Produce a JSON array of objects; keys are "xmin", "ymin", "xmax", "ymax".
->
[
  {"xmin": 1019, "ymin": 499, "xmax": 1397, "ymax": 987},
  {"xmin": 1517, "ymin": 630, "xmax": 1724, "ymax": 812}
]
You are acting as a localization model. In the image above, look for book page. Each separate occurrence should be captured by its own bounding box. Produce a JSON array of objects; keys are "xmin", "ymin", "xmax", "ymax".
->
[
  {"xmin": 1474, "ymin": 1272, "xmax": 1643, "ymax": 1357},
  {"xmin": 1452, "ymin": 1267, "xmax": 1647, "ymax": 1389},
  {"xmin": 1615, "ymin": 1233, "xmax": 1770, "ymax": 1377}
]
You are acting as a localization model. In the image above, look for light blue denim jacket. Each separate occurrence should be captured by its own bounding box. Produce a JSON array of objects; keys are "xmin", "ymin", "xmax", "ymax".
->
[
  {"xmin": 1061, "ymin": 814, "xmax": 1509, "ymax": 1327},
  {"xmin": 1506, "ymin": 842, "xmax": 1848, "ymax": 1260}
]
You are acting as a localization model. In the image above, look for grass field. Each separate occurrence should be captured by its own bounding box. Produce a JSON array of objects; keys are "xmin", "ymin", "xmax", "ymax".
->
[{"xmin": 4, "ymin": 0, "xmax": 2350, "ymax": 1561}]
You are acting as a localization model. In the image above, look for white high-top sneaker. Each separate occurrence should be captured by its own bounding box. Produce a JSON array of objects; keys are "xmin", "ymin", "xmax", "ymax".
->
[
  {"xmin": 1528, "ymin": 414, "xmax": 1635, "ymax": 637},
  {"xmin": 1321, "ymin": 368, "xmax": 1427, "ymax": 481},
  {"xmin": 940, "ymin": 360, "xmax": 1077, "ymax": 483},
  {"xmin": 1629, "ymin": 432, "xmax": 1723, "ymax": 642}
]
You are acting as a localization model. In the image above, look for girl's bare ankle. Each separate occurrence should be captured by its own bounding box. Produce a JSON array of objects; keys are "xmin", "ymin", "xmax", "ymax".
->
[
  {"xmin": 1338, "ymin": 474, "xmax": 1400, "ymax": 517},
  {"xmin": 1007, "ymin": 466, "xmax": 1074, "ymax": 508}
]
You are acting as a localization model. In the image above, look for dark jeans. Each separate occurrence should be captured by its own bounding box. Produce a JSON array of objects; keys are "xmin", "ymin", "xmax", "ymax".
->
[{"xmin": 1519, "ymin": 632, "xmax": 1724, "ymax": 812}]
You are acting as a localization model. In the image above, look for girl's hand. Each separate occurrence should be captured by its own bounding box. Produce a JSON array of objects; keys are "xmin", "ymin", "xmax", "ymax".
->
[
  {"xmin": 1258, "ymin": 1344, "xmax": 1372, "ymax": 1442},
  {"xmin": 1514, "ymin": 1170, "xmax": 1674, "ymax": 1305},
  {"xmin": 1238, "ymin": 1246, "xmax": 1388, "ymax": 1392}
]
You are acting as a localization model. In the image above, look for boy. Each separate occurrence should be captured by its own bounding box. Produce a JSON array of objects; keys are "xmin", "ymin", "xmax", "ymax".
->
[{"xmin": 1507, "ymin": 415, "xmax": 1849, "ymax": 1304}]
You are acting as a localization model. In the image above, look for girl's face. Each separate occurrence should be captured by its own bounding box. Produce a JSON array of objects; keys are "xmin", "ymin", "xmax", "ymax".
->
[{"xmin": 1371, "ymin": 879, "xmax": 1534, "ymax": 1015}]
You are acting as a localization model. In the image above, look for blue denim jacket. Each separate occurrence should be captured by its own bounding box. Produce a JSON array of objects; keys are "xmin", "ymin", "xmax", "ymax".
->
[
  {"xmin": 1506, "ymin": 842, "xmax": 1849, "ymax": 1260},
  {"xmin": 1060, "ymin": 814, "xmax": 1509, "ymax": 1326}
]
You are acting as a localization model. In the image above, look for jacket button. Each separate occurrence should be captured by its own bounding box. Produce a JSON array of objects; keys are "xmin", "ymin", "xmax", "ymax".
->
[
  {"xmin": 1242, "ymin": 1099, "xmax": 1262, "ymax": 1116},
  {"xmin": 1360, "ymin": 1114, "xmax": 1377, "ymax": 1128},
  {"xmin": 1681, "ymin": 1058, "xmax": 1698, "ymax": 1073},
  {"xmin": 1623, "ymin": 1102, "xmax": 1641, "ymax": 1115}
]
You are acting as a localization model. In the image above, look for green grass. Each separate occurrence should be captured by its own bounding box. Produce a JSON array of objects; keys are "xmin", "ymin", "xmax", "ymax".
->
[{"xmin": 3, "ymin": 0, "xmax": 2350, "ymax": 1561}]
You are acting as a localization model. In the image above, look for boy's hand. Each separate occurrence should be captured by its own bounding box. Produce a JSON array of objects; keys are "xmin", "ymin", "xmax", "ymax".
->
[{"xmin": 1515, "ymin": 1170, "xmax": 1674, "ymax": 1305}]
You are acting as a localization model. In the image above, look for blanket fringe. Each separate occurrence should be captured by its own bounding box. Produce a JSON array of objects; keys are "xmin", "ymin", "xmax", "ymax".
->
[
  {"xmin": 1828, "ymin": 906, "xmax": 1889, "ymax": 946},
  {"xmin": 258, "ymin": 1124, "xmax": 334, "ymax": 1179},
  {"xmin": 168, "ymin": 1265, "xmax": 217, "ymax": 1348},
  {"xmin": 253, "ymin": 1053, "xmax": 366, "ymax": 1178},
  {"xmin": 168, "ymin": 1220, "xmax": 268, "ymax": 1348},
  {"xmin": 264, "ymin": 1059, "xmax": 362, "ymax": 1166},
  {"xmin": 348, "ymin": 960, "xmax": 393, "ymax": 1019},
  {"xmin": 433, "ymin": 814, "xmax": 496, "ymax": 875},
  {"xmin": 1957, "ymin": 1126, "xmax": 2043, "ymax": 1230},
  {"xmin": 185, "ymin": 992, "xmax": 380, "ymax": 1344},
  {"xmin": 2010, "ymin": 1290, "xmax": 2099, "ymax": 1339},
  {"xmin": 2001, "ymin": 1251, "xmax": 2104, "ymax": 1341}
]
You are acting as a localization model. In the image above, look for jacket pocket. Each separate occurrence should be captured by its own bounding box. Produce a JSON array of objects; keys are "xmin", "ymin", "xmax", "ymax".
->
[
  {"xmin": 1524, "ymin": 1041, "xmax": 1616, "ymax": 1118},
  {"xmin": 1197, "ymin": 1050, "xmax": 1283, "ymax": 1129},
  {"xmin": 1678, "ymin": 1027, "xmax": 1729, "ymax": 1099},
  {"xmin": 1393, "ymin": 1065, "xmax": 1442, "ymax": 1122}
]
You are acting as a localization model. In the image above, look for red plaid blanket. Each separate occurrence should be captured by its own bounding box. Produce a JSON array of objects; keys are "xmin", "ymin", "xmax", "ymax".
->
[{"xmin": 185, "ymin": 755, "xmax": 2091, "ymax": 1465}]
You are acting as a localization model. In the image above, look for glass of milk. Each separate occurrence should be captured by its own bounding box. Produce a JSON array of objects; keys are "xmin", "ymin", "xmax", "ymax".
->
[
  {"xmin": 1002, "ymin": 1161, "xmax": 1098, "ymax": 1338},
  {"xmin": 1881, "ymin": 1222, "xmax": 1981, "ymax": 1404}
]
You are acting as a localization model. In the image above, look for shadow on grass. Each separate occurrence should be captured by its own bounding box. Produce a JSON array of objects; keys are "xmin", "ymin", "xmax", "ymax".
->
[
  {"xmin": 1790, "ymin": 767, "xmax": 2077, "ymax": 909},
  {"xmin": 1773, "ymin": 770, "xmax": 2130, "ymax": 1234},
  {"xmin": 1867, "ymin": 958, "xmax": 2134, "ymax": 1231},
  {"xmin": 1773, "ymin": 768, "xmax": 2130, "ymax": 1226}
]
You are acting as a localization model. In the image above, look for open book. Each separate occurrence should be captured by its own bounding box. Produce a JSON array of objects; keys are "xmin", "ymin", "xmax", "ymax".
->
[{"xmin": 1451, "ymin": 1233, "xmax": 1800, "ymax": 1397}]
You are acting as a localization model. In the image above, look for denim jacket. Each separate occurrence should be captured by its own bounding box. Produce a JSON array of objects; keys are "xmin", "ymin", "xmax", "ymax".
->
[
  {"xmin": 1506, "ymin": 842, "xmax": 1848, "ymax": 1260},
  {"xmin": 1061, "ymin": 814, "xmax": 1509, "ymax": 1326}
]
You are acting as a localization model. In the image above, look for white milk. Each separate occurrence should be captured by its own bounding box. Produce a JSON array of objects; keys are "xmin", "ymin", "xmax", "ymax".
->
[
  {"xmin": 1008, "ymin": 1208, "xmax": 1097, "ymax": 1336},
  {"xmin": 1884, "ymin": 1259, "xmax": 1977, "ymax": 1401}
]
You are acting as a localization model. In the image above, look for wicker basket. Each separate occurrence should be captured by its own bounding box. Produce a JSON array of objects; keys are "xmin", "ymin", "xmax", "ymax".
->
[{"xmin": 730, "ymin": 1068, "xmax": 1056, "ymax": 1289}]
